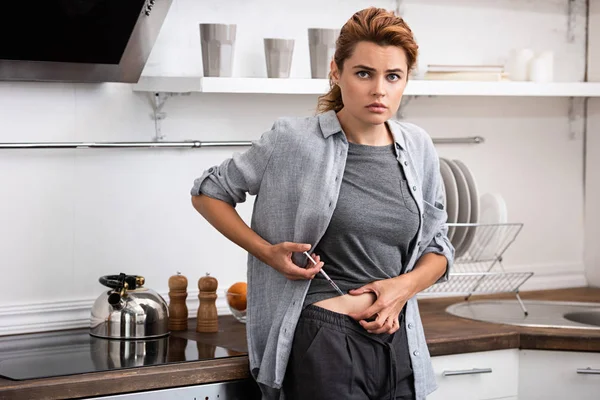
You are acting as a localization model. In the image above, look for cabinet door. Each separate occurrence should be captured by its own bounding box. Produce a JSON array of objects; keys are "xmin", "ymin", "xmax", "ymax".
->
[
  {"xmin": 428, "ymin": 349, "xmax": 519, "ymax": 400},
  {"xmin": 519, "ymin": 350, "xmax": 600, "ymax": 400}
]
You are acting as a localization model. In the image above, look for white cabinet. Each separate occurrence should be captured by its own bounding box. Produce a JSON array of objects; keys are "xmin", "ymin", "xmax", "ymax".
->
[
  {"xmin": 428, "ymin": 349, "xmax": 519, "ymax": 400},
  {"xmin": 428, "ymin": 348, "xmax": 600, "ymax": 399},
  {"xmin": 519, "ymin": 350, "xmax": 600, "ymax": 400}
]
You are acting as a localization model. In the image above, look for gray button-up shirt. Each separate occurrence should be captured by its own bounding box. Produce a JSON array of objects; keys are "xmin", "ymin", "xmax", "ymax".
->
[{"xmin": 191, "ymin": 110, "xmax": 454, "ymax": 400}]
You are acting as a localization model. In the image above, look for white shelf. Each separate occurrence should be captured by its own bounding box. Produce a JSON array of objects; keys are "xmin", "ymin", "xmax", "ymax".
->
[
  {"xmin": 133, "ymin": 76, "xmax": 329, "ymax": 94},
  {"xmin": 407, "ymin": 80, "xmax": 600, "ymax": 97},
  {"xmin": 132, "ymin": 76, "xmax": 600, "ymax": 97}
]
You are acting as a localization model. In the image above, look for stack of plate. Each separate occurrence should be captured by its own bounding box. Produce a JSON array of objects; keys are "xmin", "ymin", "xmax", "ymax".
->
[{"xmin": 439, "ymin": 158, "xmax": 508, "ymax": 260}]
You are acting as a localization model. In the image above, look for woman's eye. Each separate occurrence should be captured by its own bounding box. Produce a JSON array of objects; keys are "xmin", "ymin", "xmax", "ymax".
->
[
  {"xmin": 388, "ymin": 74, "xmax": 400, "ymax": 81},
  {"xmin": 357, "ymin": 71, "xmax": 370, "ymax": 78}
]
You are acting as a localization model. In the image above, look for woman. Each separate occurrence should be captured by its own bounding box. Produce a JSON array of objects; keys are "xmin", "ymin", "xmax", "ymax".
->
[{"xmin": 191, "ymin": 7, "xmax": 453, "ymax": 400}]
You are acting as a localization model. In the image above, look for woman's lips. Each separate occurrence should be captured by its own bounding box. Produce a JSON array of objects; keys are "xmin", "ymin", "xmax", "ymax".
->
[{"xmin": 366, "ymin": 105, "xmax": 387, "ymax": 113}]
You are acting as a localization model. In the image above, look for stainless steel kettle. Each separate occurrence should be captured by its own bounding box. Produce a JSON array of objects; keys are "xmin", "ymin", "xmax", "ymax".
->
[{"xmin": 90, "ymin": 273, "xmax": 170, "ymax": 340}]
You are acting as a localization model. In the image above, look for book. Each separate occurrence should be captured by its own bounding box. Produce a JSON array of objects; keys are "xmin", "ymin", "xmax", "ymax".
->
[
  {"xmin": 427, "ymin": 64, "xmax": 505, "ymax": 73},
  {"xmin": 423, "ymin": 71, "xmax": 509, "ymax": 81}
]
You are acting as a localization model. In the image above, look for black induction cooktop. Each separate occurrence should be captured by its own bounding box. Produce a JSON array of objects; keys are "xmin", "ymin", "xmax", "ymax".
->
[{"xmin": 0, "ymin": 329, "xmax": 242, "ymax": 381}]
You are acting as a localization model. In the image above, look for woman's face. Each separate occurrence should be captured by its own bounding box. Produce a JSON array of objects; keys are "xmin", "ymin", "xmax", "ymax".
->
[{"xmin": 331, "ymin": 41, "xmax": 408, "ymax": 126}]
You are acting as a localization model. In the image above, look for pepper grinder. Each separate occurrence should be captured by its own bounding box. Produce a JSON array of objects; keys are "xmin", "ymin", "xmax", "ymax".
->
[
  {"xmin": 168, "ymin": 271, "xmax": 188, "ymax": 331},
  {"xmin": 196, "ymin": 273, "xmax": 218, "ymax": 333}
]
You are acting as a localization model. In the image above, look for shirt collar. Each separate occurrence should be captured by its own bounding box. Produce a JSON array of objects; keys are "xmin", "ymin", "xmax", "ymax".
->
[
  {"xmin": 318, "ymin": 109, "xmax": 406, "ymax": 150},
  {"xmin": 318, "ymin": 110, "xmax": 343, "ymax": 139},
  {"xmin": 386, "ymin": 118, "xmax": 406, "ymax": 151}
]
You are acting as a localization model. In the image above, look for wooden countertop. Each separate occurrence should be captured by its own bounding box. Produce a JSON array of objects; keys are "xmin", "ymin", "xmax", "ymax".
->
[
  {"xmin": 1, "ymin": 287, "xmax": 599, "ymax": 399},
  {"xmin": 421, "ymin": 287, "xmax": 600, "ymax": 356}
]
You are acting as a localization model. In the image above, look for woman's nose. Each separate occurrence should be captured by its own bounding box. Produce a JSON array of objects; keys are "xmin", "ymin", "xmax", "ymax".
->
[{"xmin": 371, "ymin": 78, "xmax": 386, "ymax": 97}]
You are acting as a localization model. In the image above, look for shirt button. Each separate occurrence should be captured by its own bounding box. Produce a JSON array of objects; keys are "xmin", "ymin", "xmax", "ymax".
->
[
  {"xmin": 417, "ymin": 241, "xmax": 421, "ymax": 246},
  {"xmin": 335, "ymin": 176, "xmax": 339, "ymax": 182},
  {"xmin": 412, "ymin": 186, "xmax": 417, "ymax": 191},
  {"xmin": 422, "ymin": 213, "xmax": 425, "ymax": 219},
  {"xmin": 293, "ymin": 301, "xmax": 296, "ymax": 306},
  {"xmin": 408, "ymin": 323, "xmax": 414, "ymax": 329},
  {"xmin": 413, "ymin": 350, "xmax": 420, "ymax": 357},
  {"xmin": 404, "ymin": 161, "xmax": 408, "ymax": 166},
  {"xmin": 329, "ymin": 201, "xmax": 333, "ymax": 207}
]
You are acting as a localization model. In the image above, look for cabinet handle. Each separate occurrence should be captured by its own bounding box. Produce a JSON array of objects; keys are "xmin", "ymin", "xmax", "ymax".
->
[
  {"xmin": 443, "ymin": 368, "xmax": 492, "ymax": 376},
  {"xmin": 576, "ymin": 368, "xmax": 600, "ymax": 375}
]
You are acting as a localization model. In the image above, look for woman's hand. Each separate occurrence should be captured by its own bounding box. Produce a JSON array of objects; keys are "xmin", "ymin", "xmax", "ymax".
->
[
  {"xmin": 260, "ymin": 242, "xmax": 324, "ymax": 280},
  {"xmin": 347, "ymin": 275, "xmax": 416, "ymax": 334}
]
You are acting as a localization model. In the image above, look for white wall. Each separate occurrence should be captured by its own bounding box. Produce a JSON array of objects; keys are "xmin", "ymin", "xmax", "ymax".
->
[
  {"xmin": 589, "ymin": 0, "xmax": 600, "ymax": 82},
  {"xmin": 586, "ymin": 98, "xmax": 600, "ymax": 287},
  {"xmin": 0, "ymin": 0, "xmax": 591, "ymax": 335},
  {"xmin": 585, "ymin": 0, "xmax": 600, "ymax": 287}
]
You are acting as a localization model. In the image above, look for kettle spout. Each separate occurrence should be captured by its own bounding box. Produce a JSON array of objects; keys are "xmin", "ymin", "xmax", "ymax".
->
[
  {"xmin": 107, "ymin": 280, "xmax": 129, "ymax": 310},
  {"xmin": 108, "ymin": 292, "xmax": 125, "ymax": 310}
]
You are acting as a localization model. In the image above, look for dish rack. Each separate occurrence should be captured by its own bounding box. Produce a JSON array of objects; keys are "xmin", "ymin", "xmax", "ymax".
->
[{"xmin": 420, "ymin": 222, "xmax": 533, "ymax": 315}]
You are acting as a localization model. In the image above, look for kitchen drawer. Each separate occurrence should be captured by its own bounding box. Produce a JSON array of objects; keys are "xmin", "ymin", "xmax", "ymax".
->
[
  {"xmin": 427, "ymin": 349, "xmax": 519, "ymax": 400},
  {"xmin": 519, "ymin": 350, "xmax": 600, "ymax": 400}
]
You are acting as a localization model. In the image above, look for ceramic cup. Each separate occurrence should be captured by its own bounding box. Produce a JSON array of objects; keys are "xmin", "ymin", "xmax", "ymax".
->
[
  {"xmin": 529, "ymin": 51, "xmax": 554, "ymax": 83},
  {"xmin": 264, "ymin": 38, "xmax": 295, "ymax": 78},
  {"xmin": 199, "ymin": 23, "xmax": 237, "ymax": 77},
  {"xmin": 506, "ymin": 48, "xmax": 534, "ymax": 81},
  {"xmin": 308, "ymin": 28, "xmax": 339, "ymax": 79}
]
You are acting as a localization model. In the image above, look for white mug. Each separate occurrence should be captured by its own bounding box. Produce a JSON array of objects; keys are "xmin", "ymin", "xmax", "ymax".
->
[
  {"xmin": 529, "ymin": 51, "xmax": 554, "ymax": 83},
  {"xmin": 506, "ymin": 48, "xmax": 534, "ymax": 81}
]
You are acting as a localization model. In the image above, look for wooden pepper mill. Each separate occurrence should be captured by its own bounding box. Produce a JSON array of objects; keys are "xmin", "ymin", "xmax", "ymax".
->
[
  {"xmin": 168, "ymin": 271, "xmax": 188, "ymax": 331},
  {"xmin": 196, "ymin": 273, "xmax": 219, "ymax": 333}
]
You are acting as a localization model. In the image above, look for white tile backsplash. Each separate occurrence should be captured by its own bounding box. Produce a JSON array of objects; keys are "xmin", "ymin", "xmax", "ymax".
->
[{"xmin": 0, "ymin": 151, "xmax": 76, "ymax": 304}]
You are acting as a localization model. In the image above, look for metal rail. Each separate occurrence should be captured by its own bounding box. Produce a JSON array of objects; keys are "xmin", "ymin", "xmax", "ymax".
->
[{"xmin": 0, "ymin": 136, "xmax": 484, "ymax": 149}]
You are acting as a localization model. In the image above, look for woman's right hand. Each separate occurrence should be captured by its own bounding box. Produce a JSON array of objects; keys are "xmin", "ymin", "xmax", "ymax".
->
[{"xmin": 261, "ymin": 242, "xmax": 324, "ymax": 280}]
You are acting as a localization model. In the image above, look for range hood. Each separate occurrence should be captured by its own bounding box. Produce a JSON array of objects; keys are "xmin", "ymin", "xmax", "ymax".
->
[{"xmin": 0, "ymin": 0, "xmax": 173, "ymax": 83}]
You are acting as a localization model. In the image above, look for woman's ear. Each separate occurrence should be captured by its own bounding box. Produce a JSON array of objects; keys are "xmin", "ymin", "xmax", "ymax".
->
[{"xmin": 330, "ymin": 59, "xmax": 340, "ymax": 83}]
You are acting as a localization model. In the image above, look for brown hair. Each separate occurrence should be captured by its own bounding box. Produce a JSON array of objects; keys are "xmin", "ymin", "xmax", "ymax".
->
[{"xmin": 316, "ymin": 7, "xmax": 419, "ymax": 113}]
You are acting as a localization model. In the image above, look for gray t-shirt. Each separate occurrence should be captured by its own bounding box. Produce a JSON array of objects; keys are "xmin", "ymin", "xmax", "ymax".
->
[{"xmin": 304, "ymin": 141, "xmax": 420, "ymax": 307}]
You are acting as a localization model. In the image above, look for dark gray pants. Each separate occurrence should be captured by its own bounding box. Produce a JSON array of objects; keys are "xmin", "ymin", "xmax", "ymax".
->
[{"xmin": 283, "ymin": 305, "xmax": 415, "ymax": 400}]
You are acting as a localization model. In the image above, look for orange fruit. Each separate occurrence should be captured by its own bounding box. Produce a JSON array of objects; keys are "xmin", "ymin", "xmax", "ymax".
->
[{"xmin": 227, "ymin": 282, "xmax": 247, "ymax": 311}]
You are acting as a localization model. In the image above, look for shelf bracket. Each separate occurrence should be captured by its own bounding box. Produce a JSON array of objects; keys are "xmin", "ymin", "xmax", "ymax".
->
[
  {"xmin": 148, "ymin": 92, "xmax": 190, "ymax": 141},
  {"xmin": 568, "ymin": 96, "xmax": 586, "ymax": 140}
]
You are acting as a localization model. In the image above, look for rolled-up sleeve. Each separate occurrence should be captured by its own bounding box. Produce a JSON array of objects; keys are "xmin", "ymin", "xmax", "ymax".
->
[
  {"xmin": 420, "ymin": 213, "xmax": 454, "ymax": 284},
  {"xmin": 418, "ymin": 153, "xmax": 455, "ymax": 284},
  {"xmin": 190, "ymin": 123, "xmax": 280, "ymax": 207}
]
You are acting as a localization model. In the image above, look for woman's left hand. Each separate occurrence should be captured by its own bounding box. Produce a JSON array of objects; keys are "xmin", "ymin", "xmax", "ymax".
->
[{"xmin": 347, "ymin": 275, "xmax": 416, "ymax": 334}]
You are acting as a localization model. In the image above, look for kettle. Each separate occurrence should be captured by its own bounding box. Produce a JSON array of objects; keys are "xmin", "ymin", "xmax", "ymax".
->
[{"xmin": 90, "ymin": 273, "xmax": 170, "ymax": 340}]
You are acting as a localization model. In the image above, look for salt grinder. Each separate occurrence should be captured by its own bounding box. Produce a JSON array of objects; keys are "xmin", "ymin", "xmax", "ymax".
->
[
  {"xmin": 196, "ymin": 273, "xmax": 219, "ymax": 333},
  {"xmin": 168, "ymin": 272, "xmax": 189, "ymax": 331}
]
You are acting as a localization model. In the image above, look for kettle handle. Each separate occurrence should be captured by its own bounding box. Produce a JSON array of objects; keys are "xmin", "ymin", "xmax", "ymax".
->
[{"xmin": 99, "ymin": 273, "xmax": 141, "ymax": 290}]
